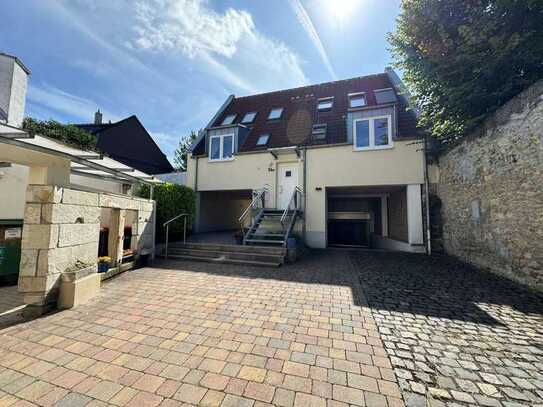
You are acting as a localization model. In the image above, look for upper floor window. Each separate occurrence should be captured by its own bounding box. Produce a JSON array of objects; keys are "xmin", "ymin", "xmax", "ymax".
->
[
  {"xmin": 209, "ymin": 133, "xmax": 234, "ymax": 161},
  {"xmin": 312, "ymin": 123, "xmax": 327, "ymax": 141},
  {"xmin": 353, "ymin": 115, "xmax": 392, "ymax": 150},
  {"xmin": 317, "ymin": 97, "xmax": 333, "ymax": 111},
  {"xmin": 268, "ymin": 108, "xmax": 283, "ymax": 120},
  {"xmin": 221, "ymin": 114, "xmax": 236, "ymax": 125},
  {"xmin": 256, "ymin": 134, "xmax": 270, "ymax": 146},
  {"xmin": 348, "ymin": 93, "xmax": 366, "ymax": 108},
  {"xmin": 241, "ymin": 112, "xmax": 257, "ymax": 123}
]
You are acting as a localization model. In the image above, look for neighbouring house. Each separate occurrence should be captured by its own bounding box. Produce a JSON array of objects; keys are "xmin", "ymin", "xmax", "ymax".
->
[
  {"xmin": 75, "ymin": 113, "xmax": 174, "ymax": 175},
  {"xmin": 186, "ymin": 68, "xmax": 426, "ymax": 252}
]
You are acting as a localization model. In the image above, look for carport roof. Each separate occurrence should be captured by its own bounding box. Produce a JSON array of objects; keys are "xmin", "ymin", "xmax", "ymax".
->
[{"xmin": 0, "ymin": 123, "xmax": 162, "ymax": 186}]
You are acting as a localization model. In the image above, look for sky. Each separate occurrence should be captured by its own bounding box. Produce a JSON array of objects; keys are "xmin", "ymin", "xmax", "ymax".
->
[{"xmin": 1, "ymin": 0, "xmax": 401, "ymax": 163}]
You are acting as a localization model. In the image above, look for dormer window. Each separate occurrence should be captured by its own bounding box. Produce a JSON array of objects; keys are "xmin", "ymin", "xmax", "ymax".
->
[
  {"xmin": 317, "ymin": 97, "xmax": 333, "ymax": 111},
  {"xmin": 268, "ymin": 108, "xmax": 283, "ymax": 120},
  {"xmin": 348, "ymin": 93, "xmax": 366, "ymax": 108},
  {"xmin": 256, "ymin": 134, "xmax": 270, "ymax": 146},
  {"xmin": 221, "ymin": 114, "xmax": 236, "ymax": 125},
  {"xmin": 353, "ymin": 115, "xmax": 392, "ymax": 150},
  {"xmin": 242, "ymin": 112, "xmax": 257, "ymax": 124}
]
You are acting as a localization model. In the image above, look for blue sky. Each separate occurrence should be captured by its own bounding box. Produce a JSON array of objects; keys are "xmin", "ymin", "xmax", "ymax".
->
[{"xmin": 1, "ymin": 0, "xmax": 401, "ymax": 162}]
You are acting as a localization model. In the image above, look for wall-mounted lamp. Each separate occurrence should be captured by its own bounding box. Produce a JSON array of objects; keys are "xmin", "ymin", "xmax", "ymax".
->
[{"xmin": 315, "ymin": 187, "xmax": 322, "ymax": 191}]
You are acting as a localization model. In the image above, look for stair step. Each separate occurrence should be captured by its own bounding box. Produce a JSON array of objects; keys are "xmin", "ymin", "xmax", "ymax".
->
[
  {"xmin": 164, "ymin": 254, "xmax": 281, "ymax": 267},
  {"xmin": 245, "ymin": 239, "xmax": 285, "ymax": 245},
  {"xmin": 250, "ymin": 233, "xmax": 284, "ymax": 237},
  {"xmin": 167, "ymin": 248, "xmax": 284, "ymax": 263},
  {"xmin": 170, "ymin": 242, "xmax": 286, "ymax": 255}
]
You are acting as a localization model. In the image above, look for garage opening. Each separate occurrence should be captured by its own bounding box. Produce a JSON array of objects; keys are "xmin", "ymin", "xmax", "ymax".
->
[
  {"xmin": 196, "ymin": 190, "xmax": 253, "ymax": 243},
  {"xmin": 327, "ymin": 186, "xmax": 408, "ymax": 249}
]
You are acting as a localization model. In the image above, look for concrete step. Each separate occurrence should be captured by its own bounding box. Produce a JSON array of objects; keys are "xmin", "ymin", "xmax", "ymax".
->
[
  {"xmin": 166, "ymin": 248, "xmax": 284, "ymax": 263},
  {"xmin": 163, "ymin": 254, "xmax": 281, "ymax": 268},
  {"xmin": 245, "ymin": 239, "xmax": 285, "ymax": 246},
  {"xmin": 171, "ymin": 242, "xmax": 286, "ymax": 256}
]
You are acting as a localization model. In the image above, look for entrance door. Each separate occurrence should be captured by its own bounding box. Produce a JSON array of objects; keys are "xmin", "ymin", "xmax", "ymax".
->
[{"xmin": 277, "ymin": 164, "xmax": 298, "ymax": 209}]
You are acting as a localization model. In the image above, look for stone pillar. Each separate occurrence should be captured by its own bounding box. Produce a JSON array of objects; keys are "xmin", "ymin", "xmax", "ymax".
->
[
  {"xmin": 407, "ymin": 184, "xmax": 424, "ymax": 245},
  {"xmin": 19, "ymin": 185, "xmax": 100, "ymax": 315}
]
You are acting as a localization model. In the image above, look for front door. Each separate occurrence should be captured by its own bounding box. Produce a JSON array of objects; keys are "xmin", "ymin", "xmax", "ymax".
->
[{"xmin": 277, "ymin": 163, "xmax": 298, "ymax": 209}]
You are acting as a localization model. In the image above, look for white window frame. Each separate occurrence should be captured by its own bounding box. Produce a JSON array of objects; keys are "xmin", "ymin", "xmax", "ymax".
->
[
  {"xmin": 242, "ymin": 112, "xmax": 257, "ymax": 124},
  {"xmin": 209, "ymin": 133, "xmax": 235, "ymax": 162},
  {"xmin": 268, "ymin": 108, "xmax": 283, "ymax": 120},
  {"xmin": 317, "ymin": 97, "xmax": 334, "ymax": 110},
  {"xmin": 348, "ymin": 92, "xmax": 367, "ymax": 108},
  {"xmin": 353, "ymin": 115, "xmax": 393, "ymax": 151}
]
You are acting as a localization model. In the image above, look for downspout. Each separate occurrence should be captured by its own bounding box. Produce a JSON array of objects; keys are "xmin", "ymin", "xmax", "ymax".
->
[
  {"xmin": 302, "ymin": 147, "xmax": 307, "ymax": 243},
  {"xmin": 423, "ymin": 132, "xmax": 432, "ymax": 255}
]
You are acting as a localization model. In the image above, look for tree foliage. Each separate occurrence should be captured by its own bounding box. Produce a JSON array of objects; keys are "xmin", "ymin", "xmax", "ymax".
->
[
  {"xmin": 173, "ymin": 130, "xmax": 199, "ymax": 171},
  {"xmin": 23, "ymin": 117, "xmax": 97, "ymax": 150},
  {"xmin": 389, "ymin": 0, "xmax": 543, "ymax": 141},
  {"xmin": 137, "ymin": 183, "xmax": 196, "ymax": 243}
]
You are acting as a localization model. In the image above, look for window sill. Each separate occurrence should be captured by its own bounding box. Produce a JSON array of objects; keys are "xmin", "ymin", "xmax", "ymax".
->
[
  {"xmin": 353, "ymin": 145, "xmax": 394, "ymax": 152},
  {"xmin": 208, "ymin": 157, "xmax": 235, "ymax": 163}
]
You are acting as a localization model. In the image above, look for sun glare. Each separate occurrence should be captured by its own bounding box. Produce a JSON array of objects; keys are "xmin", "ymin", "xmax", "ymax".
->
[{"xmin": 324, "ymin": 0, "xmax": 360, "ymax": 23}]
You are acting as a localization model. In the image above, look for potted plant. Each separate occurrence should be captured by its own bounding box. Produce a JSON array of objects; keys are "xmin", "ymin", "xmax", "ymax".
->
[{"xmin": 97, "ymin": 256, "xmax": 111, "ymax": 273}]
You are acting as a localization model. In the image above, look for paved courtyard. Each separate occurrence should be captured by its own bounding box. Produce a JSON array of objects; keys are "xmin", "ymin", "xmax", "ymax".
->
[
  {"xmin": 0, "ymin": 251, "xmax": 402, "ymax": 407},
  {"xmin": 0, "ymin": 250, "xmax": 541, "ymax": 407},
  {"xmin": 352, "ymin": 252, "xmax": 543, "ymax": 407}
]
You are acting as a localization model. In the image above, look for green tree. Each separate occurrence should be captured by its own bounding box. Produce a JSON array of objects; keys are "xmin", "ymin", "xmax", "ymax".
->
[
  {"xmin": 23, "ymin": 117, "xmax": 98, "ymax": 150},
  {"xmin": 389, "ymin": 0, "xmax": 543, "ymax": 142},
  {"xmin": 173, "ymin": 130, "xmax": 199, "ymax": 171}
]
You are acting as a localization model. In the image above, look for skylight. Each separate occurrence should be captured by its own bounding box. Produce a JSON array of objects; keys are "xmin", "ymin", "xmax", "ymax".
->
[
  {"xmin": 374, "ymin": 88, "xmax": 397, "ymax": 104},
  {"xmin": 348, "ymin": 93, "xmax": 366, "ymax": 108},
  {"xmin": 221, "ymin": 114, "xmax": 236, "ymax": 125},
  {"xmin": 242, "ymin": 112, "xmax": 257, "ymax": 123},
  {"xmin": 268, "ymin": 108, "xmax": 283, "ymax": 120},
  {"xmin": 317, "ymin": 98, "xmax": 333, "ymax": 110},
  {"xmin": 256, "ymin": 134, "xmax": 270, "ymax": 146}
]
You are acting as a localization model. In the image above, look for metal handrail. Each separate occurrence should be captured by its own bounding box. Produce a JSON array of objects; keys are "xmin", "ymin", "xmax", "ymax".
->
[
  {"xmin": 163, "ymin": 213, "xmax": 188, "ymax": 259},
  {"xmin": 238, "ymin": 186, "xmax": 269, "ymax": 224},
  {"xmin": 281, "ymin": 186, "xmax": 304, "ymax": 224}
]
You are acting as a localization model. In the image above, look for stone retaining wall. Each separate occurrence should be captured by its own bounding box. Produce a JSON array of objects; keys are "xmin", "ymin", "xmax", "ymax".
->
[
  {"xmin": 19, "ymin": 185, "xmax": 155, "ymax": 309},
  {"xmin": 434, "ymin": 81, "xmax": 543, "ymax": 290}
]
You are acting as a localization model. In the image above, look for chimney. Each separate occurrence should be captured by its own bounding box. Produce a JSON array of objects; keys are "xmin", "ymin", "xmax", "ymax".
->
[
  {"xmin": 94, "ymin": 109, "xmax": 103, "ymax": 124},
  {"xmin": 0, "ymin": 52, "xmax": 30, "ymax": 128}
]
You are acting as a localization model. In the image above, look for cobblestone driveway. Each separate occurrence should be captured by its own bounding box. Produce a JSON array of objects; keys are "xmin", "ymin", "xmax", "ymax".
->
[
  {"xmin": 0, "ymin": 251, "xmax": 403, "ymax": 407},
  {"xmin": 351, "ymin": 252, "xmax": 543, "ymax": 407}
]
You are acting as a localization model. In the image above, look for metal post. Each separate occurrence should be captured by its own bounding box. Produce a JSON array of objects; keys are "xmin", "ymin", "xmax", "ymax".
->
[
  {"xmin": 165, "ymin": 224, "xmax": 169, "ymax": 260},
  {"xmin": 183, "ymin": 216, "xmax": 187, "ymax": 244}
]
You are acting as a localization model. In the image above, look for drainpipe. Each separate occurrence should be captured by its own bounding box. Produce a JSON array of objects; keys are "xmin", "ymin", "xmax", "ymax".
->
[
  {"xmin": 302, "ymin": 147, "xmax": 307, "ymax": 243},
  {"xmin": 423, "ymin": 132, "xmax": 432, "ymax": 255}
]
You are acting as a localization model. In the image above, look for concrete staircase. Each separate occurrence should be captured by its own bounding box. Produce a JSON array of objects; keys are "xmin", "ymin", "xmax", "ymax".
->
[{"xmin": 162, "ymin": 242, "xmax": 286, "ymax": 267}]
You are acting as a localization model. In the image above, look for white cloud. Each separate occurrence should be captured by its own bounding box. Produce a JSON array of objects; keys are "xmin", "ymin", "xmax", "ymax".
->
[
  {"xmin": 27, "ymin": 83, "xmax": 119, "ymax": 123},
  {"xmin": 129, "ymin": 0, "xmax": 308, "ymax": 94},
  {"xmin": 288, "ymin": 0, "xmax": 337, "ymax": 80}
]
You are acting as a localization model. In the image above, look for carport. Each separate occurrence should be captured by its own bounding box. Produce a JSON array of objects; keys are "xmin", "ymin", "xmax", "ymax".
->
[
  {"xmin": 326, "ymin": 185, "xmax": 424, "ymax": 252},
  {"xmin": 195, "ymin": 190, "xmax": 253, "ymax": 235}
]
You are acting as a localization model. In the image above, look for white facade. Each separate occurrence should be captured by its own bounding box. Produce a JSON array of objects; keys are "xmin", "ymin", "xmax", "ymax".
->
[{"xmin": 0, "ymin": 53, "xmax": 29, "ymax": 127}]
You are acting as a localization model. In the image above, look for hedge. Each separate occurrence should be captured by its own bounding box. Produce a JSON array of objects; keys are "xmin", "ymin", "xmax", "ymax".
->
[{"xmin": 137, "ymin": 183, "xmax": 196, "ymax": 243}]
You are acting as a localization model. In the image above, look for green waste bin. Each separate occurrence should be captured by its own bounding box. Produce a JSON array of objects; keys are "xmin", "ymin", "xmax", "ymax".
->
[{"xmin": 0, "ymin": 220, "xmax": 23, "ymax": 286}]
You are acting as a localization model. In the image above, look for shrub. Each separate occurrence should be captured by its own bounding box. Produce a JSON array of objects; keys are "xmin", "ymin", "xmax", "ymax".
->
[{"xmin": 137, "ymin": 183, "xmax": 196, "ymax": 243}]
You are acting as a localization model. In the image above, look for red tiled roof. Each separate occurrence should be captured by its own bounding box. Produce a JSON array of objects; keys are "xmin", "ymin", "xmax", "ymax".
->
[{"xmin": 195, "ymin": 73, "xmax": 420, "ymax": 155}]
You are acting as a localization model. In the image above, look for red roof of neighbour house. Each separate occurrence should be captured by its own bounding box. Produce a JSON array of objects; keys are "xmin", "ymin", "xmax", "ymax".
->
[{"xmin": 193, "ymin": 72, "xmax": 420, "ymax": 155}]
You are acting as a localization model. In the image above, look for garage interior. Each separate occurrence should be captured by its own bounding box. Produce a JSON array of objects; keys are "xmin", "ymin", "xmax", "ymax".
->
[{"xmin": 326, "ymin": 186, "xmax": 409, "ymax": 249}]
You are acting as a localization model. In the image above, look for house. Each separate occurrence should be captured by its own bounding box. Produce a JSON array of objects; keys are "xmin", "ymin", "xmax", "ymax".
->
[
  {"xmin": 76, "ymin": 113, "xmax": 174, "ymax": 175},
  {"xmin": 186, "ymin": 68, "xmax": 427, "ymax": 252}
]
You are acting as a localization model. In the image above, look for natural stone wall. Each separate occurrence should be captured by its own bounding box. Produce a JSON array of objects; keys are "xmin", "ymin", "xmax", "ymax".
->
[
  {"xmin": 435, "ymin": 81, "xmax": 543, "ymax": 290},
  {"xmin": 19, "ymin": 185, "xmax": 155, "ymax": 309}
]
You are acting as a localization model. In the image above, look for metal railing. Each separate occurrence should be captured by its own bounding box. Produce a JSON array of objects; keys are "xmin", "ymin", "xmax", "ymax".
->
[
  {"xmin": 163, "ymin": 213, "xmax": 188, "ymax": 259},
  {"xmin": 238, "ymin": 186, "xmax": 269, "ymax": 227},
  {"xmin": 280, "ymin": 186, "xmax": 304, "ymax": 224}
]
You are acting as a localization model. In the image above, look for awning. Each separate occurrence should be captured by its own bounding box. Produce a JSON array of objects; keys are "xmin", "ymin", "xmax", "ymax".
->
[{"xmin": 0, "ymin": 123, "xmax": 162, "ymax": 186}]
